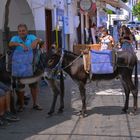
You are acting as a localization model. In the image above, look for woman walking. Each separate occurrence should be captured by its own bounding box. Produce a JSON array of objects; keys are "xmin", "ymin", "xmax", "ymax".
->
[{"xmin": 120, "ymin": 27, "xmax": 134, "ymax": 53}]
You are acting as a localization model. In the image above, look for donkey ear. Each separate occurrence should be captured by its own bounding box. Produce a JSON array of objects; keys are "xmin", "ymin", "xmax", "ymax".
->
[
  {"xmin": 57, "ymin": 48, "xmax": 61, "ymax": 51},
  {"xmin": 50, "ymin": 43, "xmax": 62, "ymax": 55},
  {"xmin": 52, "ymin": 47, "xmax": 61, "ymax": 55}
]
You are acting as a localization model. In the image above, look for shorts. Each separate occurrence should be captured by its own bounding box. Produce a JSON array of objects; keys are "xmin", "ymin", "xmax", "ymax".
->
[
  {"xmin": 16, "ymin": 81, "xmax": 38, "ymax": 92},
  {"xmin": 0, "ymin": 89, "xmax": 6, "ymax": 97},
  {"xmin": 0, "ymin": 82, "xmax": 10, "ymax": 92}
]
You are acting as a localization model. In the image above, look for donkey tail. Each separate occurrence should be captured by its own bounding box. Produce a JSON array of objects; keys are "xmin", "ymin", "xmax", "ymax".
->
[
  {"xmin": 134, "ymin": 59, "xmax": 138, "ymax": 90},
  {"xmin": 60, "ymin": 70, "xmax": 64, "ymax": 97}
]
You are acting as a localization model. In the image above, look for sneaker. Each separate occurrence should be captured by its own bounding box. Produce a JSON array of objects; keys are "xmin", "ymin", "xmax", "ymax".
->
[
  {"xmin": 33, "ymin": 104, "xmax": 43, "ymax": 110},
  {"xmin": 0, "ymin": 116, "xmax": 10, "ymax": 128},
  {"xmin": 17, "ymin": 107, "xmax": 24, "ymax": 112},
  {"xmin": 4, "ymin": 112, "xmax": 20, "ymax": 122}
]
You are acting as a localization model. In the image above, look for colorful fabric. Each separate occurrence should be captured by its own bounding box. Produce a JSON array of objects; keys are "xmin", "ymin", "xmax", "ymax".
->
[
  {"xmin": 90, "ymin": 50, "xmax": 114, "ymax": 74},
  {"xmin": 12, "ymin": 50, "xmax": 33, "ymax": 77},
  {"xmin": 100, "ymin": 35, "xmax": 111, "ymax": 50},
  {"xmin": 10, "ymin": 34, "xmax": 37, "ymax": 77}
]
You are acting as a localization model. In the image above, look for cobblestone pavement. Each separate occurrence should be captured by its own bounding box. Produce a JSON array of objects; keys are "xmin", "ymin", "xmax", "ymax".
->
[{"xmin": 0, "ymin": 49, "xmax": 140, "ymax": 140}]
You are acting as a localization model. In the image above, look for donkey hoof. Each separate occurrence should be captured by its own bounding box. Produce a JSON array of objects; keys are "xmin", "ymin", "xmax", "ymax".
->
[
  {"xmin": 80, "ymin": 113, "xmax": 88, "ymax": 118},
  {"xmin": 76, "ymin": 111, "xmax": 81, "ymax": 116},
  {"xmin": 57, "ymin": 109, "xmax": 63, "ymax": 114},
  {"xmin": 48, "ymin": 111, "xmax": 54, "ymax": 116},
  {"xmin": 77, "ymin": 110, "xmax": 87, "ymax": 118},
  {"xmin": 129, "ymin": 112, "xmax": 135, "ymax": 116},
  {"xmin": 129, "ymin": 110, "xmax": 137, "ymax": 116},
  {"xmin": 121, "ymin": 108, "xmax": 128, "ymax": 114}
]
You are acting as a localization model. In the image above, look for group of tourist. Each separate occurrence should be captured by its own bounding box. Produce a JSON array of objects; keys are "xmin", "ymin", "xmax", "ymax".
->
[{"xmin": 86, "ymin": 23, "xmax": 138, "ymax": 52}]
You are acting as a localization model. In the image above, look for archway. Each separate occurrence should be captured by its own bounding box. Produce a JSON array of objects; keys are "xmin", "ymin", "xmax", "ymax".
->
[{"xmin": 3, "ymin": 0, "xmax": 35, "ymax": 53}]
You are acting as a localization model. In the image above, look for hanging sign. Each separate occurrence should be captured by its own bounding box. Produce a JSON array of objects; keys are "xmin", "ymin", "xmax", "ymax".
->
[
  {"xmin": 80, "ymin": 0, "xmax": 92, "ymax": 12},
  {"xmin": 56, "ymin": 8, "xmax": 64, "ymax": 27},
  {"xmin": 63, "ymin": 16, "xmax": 70, "ymax": 34}
]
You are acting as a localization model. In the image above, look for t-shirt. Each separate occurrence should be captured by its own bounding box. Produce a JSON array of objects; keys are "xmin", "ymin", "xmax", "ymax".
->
[{"xmin": 10, "ymin": 34, "xmax": 37, "ymax": 51}]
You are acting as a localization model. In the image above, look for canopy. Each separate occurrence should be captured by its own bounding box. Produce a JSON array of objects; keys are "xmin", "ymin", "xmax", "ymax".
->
[{"xmin": 100, "ymin": 0, "xmax": 131, "ymax": 12}]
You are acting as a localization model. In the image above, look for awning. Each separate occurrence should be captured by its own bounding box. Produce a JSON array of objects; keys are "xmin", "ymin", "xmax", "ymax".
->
[{"xmin": 100, "ymin": 0, "xmax": 131, "ymax": 12}]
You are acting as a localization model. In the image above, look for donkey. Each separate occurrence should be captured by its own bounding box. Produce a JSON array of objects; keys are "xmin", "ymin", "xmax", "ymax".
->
[
  {"xmin": 0, "ymin": 47, "xmax": 64, "ymax": 114},
  {"xmin": 45, "ymin": 49, "xmax": 138, "ymax": 117}
]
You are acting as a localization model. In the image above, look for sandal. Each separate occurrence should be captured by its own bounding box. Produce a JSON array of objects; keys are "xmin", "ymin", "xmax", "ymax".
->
[
  {"xmin": 17, "ymin": 107, "xmax": 24, "ymax": 112},
  {"xmin": 33, "ymin": 105, "xmax": 43, "ymax": 110},
  {"xmin": 4, "ymin": 112, "xmax": 20, "ymax": 122},
  {"xmin": 0, "ymin": 117, "xmax": 10, "ymax": 128}
]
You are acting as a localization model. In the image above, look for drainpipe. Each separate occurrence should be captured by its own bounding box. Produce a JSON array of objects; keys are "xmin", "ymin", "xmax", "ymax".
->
[
  {"xmin": 132, "ymin": 0, "xmax": 134, "ymax": 21},
  {"xmin": 81, "ymin": 13, "xmax": 84, "ymax": 44}
]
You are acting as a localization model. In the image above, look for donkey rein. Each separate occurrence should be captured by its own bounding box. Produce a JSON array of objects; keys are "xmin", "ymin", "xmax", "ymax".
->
[{"xmin": 62, "ymin": 54, "xmax": 82, "ymax": 70}]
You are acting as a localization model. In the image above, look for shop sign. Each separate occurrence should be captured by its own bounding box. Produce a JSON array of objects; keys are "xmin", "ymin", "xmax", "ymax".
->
[{"xmin": 56, "ymin": 8, "xmax": 64, "ymax": 27}]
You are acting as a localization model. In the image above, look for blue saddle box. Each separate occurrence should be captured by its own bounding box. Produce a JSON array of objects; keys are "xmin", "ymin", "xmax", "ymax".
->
[
  {"xmin": 12, "ymin": 50, "xmax": 33, "ymax": 77},
  {"xmin": 90, "ymin": 50, "xmax": 114, "ymax": 74}
]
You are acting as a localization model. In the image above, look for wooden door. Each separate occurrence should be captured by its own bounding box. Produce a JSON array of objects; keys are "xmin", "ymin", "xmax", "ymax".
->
[
  {"xmin": 45, "ymin": 9, "xmax": 52, "ymax": 52},
  {"xmin": 77, "ymin": 13, "xmax": 81, "ymax": 44}
]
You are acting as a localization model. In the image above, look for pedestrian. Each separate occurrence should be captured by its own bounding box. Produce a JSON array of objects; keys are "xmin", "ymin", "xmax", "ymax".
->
[
  {"xmin": 135, "ymin": 29, "xmax": 140, "ymax": 49},
  {"xmin": 88, "ymin": 23, "xmax": 97, "ymax": 44},
  {"xmin": 119, "ymin": 25, "xmax": 127, "ymax": 38},
  {"xmin": 130, "ymin": 27, "xmax": 137, "ymax": 50},
  {"xmin": 99, "ymin": 28, "xmax": 115, "ymax": 50},
  {"xmin": 9, "ymin": 24, "xmax": 43, "ymax": 112},
  {"xmin": 119, "ymin": 27, "xmax": 134, "ymax": 53},
  {"xmin": 0, "ymin": 82, "xmax": 19, "ymax": 127}
]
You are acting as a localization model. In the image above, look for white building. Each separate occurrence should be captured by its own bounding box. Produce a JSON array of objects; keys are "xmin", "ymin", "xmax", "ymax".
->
[
  {"xmin": 96, "ymin": 0, "xmax": 131, "ymax": 28},
  {"xmin": 127, "ymin": 0, "xmax": 138, "ymax": 21}
]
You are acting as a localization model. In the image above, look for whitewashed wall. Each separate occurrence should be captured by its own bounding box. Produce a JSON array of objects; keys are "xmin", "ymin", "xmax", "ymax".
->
[
  {"xmin": 67, "ymin": 1, "xmax": 79, "ymax": 51},
  {"xmin": 0, "ymin": 0, "xmax": 7, "ymax": 30},
  {"xmin": 9, "ymin": 0, "xmax": 35, "ymax": 31},
  {"xmin": 0, "ymin": 0, "xmax": 7, "ymax": 53}
]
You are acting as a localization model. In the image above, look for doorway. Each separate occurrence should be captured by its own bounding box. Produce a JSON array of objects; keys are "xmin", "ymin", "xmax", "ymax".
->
[
  {"xmin": 45, "ymin": 9, "xmax": 52, "ymax": 51},
  {"xmin": 77, "ymin": 13, "xmax": 81, "ymax": 44}
]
